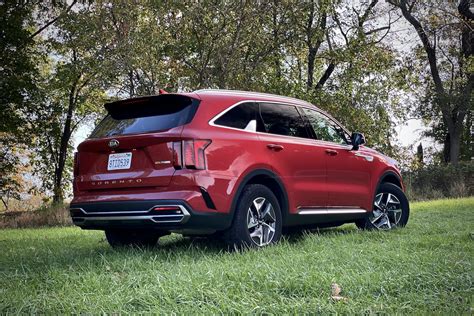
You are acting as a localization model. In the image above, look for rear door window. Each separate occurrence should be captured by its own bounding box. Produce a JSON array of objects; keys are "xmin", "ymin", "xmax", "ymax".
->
[
  {"xmin": 258, "ymin": 103, "xmax": 310, "ymax": 139},
  {"xmin": 90, "ymin": 95, "xmax": 198, "ymax": 138},
  {"xmin": 213, "ymin": 102, "xmax": 258, "ymax": 131}
]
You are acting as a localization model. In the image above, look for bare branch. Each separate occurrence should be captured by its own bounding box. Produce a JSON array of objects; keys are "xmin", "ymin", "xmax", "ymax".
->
[
  {"xmin": 359, "ymin": 0, "xmax": 379, "ymax": 27},
  {"xmin": 315, "ymin": 0, "xmax": 379, "ymax": 90},
  {"xmin": 365, "ymin": 26, "xmax": 390, "ymax": 35},
  {"xmin": 333, "ymin": 11, "xmax": 349, "ymax": 45},
  {"xmin": 398, "ymin": 0, "xmax": 445, "ymax": 98},
  {"xmin": 315, "ymin": 63, "xmax": 335, "ymax": 90},
  {"xmin": 29, "ymin": 0, "xmax": 78, "ymax": 40},
  {"xmin": 439, "ymin": 45, "xmax": 456, "ymax": 94}
]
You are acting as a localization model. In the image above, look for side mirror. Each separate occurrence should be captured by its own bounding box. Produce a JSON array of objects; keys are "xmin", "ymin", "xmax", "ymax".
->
[{"xmin": 351, "ymin": 132, "xmax": 366, "ymax": 150}]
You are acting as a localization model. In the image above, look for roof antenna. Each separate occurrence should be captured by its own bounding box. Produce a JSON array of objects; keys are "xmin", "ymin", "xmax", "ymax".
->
[{"xmin": 159, "ymin": 89, "xmax": 168, "ymax": 94}]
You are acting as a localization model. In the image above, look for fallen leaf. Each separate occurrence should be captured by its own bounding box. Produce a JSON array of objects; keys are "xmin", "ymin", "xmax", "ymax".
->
[
  {"xmin": 330, "ymin": 283, "xmax": 348, "ymax": 302},
  {"xmin": 331, "ymin": 283, "xmax": 342, "ymax": 296}
]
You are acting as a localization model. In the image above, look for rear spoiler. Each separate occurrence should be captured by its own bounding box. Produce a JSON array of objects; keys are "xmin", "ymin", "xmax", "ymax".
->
[{"xmin": 104, "ymin": 94, "xmax": 199, "ymax": 120}]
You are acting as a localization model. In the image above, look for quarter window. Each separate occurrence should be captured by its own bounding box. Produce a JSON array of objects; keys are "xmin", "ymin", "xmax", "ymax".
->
[
  {"xmin": 300, "ymin": 108, "xmax": 349, "ymax": 144},
  {"xmin": 258, "ymin": 103, "xmax": 310, "ymax": 139},
  {"xmin": 214, "ymin": 102, "xmax": 258, "ymax": 131}
]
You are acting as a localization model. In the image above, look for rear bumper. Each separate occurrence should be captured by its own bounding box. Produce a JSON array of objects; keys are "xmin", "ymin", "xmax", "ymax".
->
[{"xmin": 70, "ymin": 200, "xmax": 232, "ymax": 233}]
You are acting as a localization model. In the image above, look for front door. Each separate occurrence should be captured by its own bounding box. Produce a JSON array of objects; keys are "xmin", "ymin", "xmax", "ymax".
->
[{"xmin": 299, "ymin": 107, "xmax": 372, "ymax": 211}]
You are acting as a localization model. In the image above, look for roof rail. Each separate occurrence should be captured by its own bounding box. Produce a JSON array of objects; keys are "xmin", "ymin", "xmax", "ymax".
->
[{"xmin": 193, "ymin": 89, "xmax": 313, "ymax": 106}]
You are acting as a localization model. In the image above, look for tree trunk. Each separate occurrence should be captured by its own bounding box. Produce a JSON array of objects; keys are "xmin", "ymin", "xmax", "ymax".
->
[
  {"xmin": 443, "ymin": 133, "xmax": 450, "ymax": 163},
  {"xmin": 449, "ymin": 124, "xmax": 462, "ymax": 165},
  {"xmin": 315, "ymin": 63, "xmax": 335, "ymax": 90},
  {"xmin": 1, "ymin": 191, "xmax": 9, "ymax": 211},
  {"xmin": 307, "ymin": 48, "xmax": 316, "ymax": 89},
  {"xmin": 305, "ymin": 2, "xmax": 326, "ymax": 90},
  {"xmin": 52, "ymin": 75, "xmax": 79, "ymax": 203},
  {"xmin": 53, "ymin": 168, "xmax": 64, "ymax": 204}
]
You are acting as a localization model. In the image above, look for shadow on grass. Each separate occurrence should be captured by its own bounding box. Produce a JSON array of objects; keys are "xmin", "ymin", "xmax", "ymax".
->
[
  {"xmin": 282, "ymin": 224, "xmax": 359, "ymax": 243},
  {"xmin": 1, "ymin": 225, "xmax": 361, "ymax": 273}
]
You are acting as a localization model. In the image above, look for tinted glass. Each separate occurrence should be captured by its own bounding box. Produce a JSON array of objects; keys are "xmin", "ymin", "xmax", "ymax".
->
[
  {"xmin": 300, "ymin": 108, "xmax": 348, "ymax": 144},
  {"xmin": 258, "ymin": 103, "xmax": 310, "ymax": 138},
  {"xmin": 90, "ymin": 102, "xmax": 196, "ymax": 138},
  {"xmin": 214, "ymin": 102, "xmax": 258, "ymax": 131}
]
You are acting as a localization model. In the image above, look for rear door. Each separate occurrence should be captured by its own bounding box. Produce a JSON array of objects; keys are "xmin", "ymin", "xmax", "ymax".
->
[
  {"xmin": 75, "ymin": 95, "xmax": 199, "ymax": 192},
  {"xmin": 299, "ymin": 107, "xmax": 372, "ymax": 210},
  {"xmin": 256, "ymin": 102, "xmax": 327, "ymax": 213}
]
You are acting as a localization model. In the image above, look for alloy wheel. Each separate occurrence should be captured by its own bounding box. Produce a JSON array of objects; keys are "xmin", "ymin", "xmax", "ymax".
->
[
  {"xmin": 369, "ymin": 192, "xmax": 403, "ymax": 230},
  {"xmin": 246, "ymin": 197, "xmax": 277, "ymax": 246}
]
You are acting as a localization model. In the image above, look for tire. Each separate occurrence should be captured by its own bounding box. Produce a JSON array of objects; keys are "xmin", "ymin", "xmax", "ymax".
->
[
  {"xmin": 223, "ymin": 184, "xmax": 282, "ymax": 249},
  {"xmin": 356, "ymin": 182, "xmax": 410, "ymax": 230},
  {"xmin": 105, "ymin": 229, "xmax": 161, "ymax": 248}
]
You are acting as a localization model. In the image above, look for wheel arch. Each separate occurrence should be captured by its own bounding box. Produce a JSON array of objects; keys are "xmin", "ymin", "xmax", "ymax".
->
[
  {"xmin": 379, "ymin": 171, "xmax": 403, "ymax": 190},
  {"xmin": 368, "ymin": 170, "xmax": 402, "ymax": 210},
  {"xmin": 229, "ymin": 169, "xmax": 289, "ymax": 223}
]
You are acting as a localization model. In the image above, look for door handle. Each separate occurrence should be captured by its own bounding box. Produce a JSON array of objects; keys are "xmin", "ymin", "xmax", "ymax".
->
[
  {"xmin": 267, "ymin": 144, "xmax": 284, "ymax": 151},
  {"xmin": 325, "ymin": 149, "xmax": 338, "ymax": 156}
]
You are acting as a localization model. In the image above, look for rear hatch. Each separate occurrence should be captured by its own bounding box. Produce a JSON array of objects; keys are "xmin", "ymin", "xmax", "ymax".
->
[{"xmin": 75, "ymin": 94, "xmax": 199, "ymax": 192}]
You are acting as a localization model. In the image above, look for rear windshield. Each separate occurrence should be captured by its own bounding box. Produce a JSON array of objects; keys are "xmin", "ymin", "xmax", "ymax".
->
[{"xmin": 90, "ymin": 95, "xmax": 198, "ymax": 138}]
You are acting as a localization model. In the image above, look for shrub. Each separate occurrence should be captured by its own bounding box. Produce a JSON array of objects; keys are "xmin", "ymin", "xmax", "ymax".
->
[
  {"xmin": 0, "ymin": 203, "xmax": 72, "ymax": 229},
  {"xmin": 403, "ymin": 161, "xmax": 474, "ymax": 201}
]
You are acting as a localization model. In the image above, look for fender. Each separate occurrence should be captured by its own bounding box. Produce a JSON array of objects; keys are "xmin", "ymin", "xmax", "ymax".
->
[
  {"xmin": 228, "ymin": 168, "xmax": 289, "ymax": 223},
  {"xmin": 378, "ymin": 170, "xmax": 402, "ymax": 188},
  {"xmin": 371, "ymin": 170, "xmax": 403, "ymax": 206}
]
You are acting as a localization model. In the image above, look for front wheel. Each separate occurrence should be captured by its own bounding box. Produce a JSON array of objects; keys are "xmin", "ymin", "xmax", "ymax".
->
[
  {"xmin": 105, "ymin": 229, "xmax": 161, "ymax": 248},
  {"xmin": 356, "ymin": 183, "xmax": 409, "ymax": 230}
]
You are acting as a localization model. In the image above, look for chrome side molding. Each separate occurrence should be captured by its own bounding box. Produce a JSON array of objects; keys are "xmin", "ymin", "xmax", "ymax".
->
[{"xmin": 297, "ymin": 208, "xmax": 367, "ymax": 215}]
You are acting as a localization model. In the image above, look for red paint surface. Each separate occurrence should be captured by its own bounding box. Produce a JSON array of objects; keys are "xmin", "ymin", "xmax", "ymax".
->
[{"xmin": 72, "ymin": 91, "xmax": 403, "ymax": 216}]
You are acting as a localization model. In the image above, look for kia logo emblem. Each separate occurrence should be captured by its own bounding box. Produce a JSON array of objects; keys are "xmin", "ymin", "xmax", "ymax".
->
[{"xmin": 108, "ymin": 139, "xmax": 119, "ymax": 148}]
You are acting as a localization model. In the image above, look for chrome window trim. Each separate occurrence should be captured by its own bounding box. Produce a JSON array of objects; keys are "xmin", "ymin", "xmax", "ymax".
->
[
  {"xmin": 208, "ymin": 100, "xmax": 259, "ymax": 134},
  {"xmin": 208, "ymin": 100, "xmax": 313, "ymax": 140},
  {"xmin": 208, "ymin": 99, "xmax": 353, "ymax": 146}
]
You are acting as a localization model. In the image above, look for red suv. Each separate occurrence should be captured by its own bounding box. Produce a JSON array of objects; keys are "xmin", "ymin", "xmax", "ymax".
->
[{"xmin": 71, "ymin": 89, "xmax": 409, "ymax": 248}]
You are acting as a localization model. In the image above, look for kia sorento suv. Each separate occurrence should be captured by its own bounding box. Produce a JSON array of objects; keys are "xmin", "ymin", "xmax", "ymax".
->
[{"xmin": 70, "ymin": 90, "xmax": 409, "ymax": 248}]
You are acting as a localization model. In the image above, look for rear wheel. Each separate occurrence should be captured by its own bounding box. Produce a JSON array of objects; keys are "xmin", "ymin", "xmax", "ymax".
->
[
  {"xmin": 356, "ymin": 182, "xmax": 409, "ymax": 230},
  {"xmin": 105, "ymin": 229, "xmax": 161, "ymax": 248},
  {"xmin": 224, "ymin": 184, "xmax": 282, "ymax": 248}
]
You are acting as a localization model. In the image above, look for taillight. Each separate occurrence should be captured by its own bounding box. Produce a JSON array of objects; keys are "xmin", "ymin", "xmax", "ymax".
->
[
  {"xmin": 183, "ymin": 140, "xmax": 195, "ymax": 168},
  {"xmin": 172, "ymin": 141, "xmax": 182, "ymax": 169},
  {"xmin": 73, "ymin": 152, "xmax": 79, "ymax": 176},
  {"xmin": 172, "ymin": 139, "xmax": 211, "ymax": 170}
]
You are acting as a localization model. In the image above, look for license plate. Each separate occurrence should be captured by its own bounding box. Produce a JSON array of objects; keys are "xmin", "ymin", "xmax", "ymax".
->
[{"xmin": 107, "ymin": 152, "xmax": 132, "ymax": 171}]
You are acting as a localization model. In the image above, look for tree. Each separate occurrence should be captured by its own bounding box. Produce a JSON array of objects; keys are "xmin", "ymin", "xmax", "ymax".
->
[
  {"xmin": 0, "ymin": 2, "xmax": 44, "ymax": 207},
  {"xmin": 31, "ymin": 7, "xmax": 108, "ymax": 203},
  {"xmin": 88, "ymin": 1, "xmax": 408, "ymax": 157},
  {"xmin": 388, "ymin": 0, "xmax": 473, "ymax": 164},
  {"xmin": 283, "ymin": 0, "xmax": 408, "ymax": 156},
  {"xmin": 0, "ymin": 1, "xmax": 422, "ymax": 205}
]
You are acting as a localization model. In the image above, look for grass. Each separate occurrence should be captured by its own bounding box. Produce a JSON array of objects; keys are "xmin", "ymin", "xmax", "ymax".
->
[{"xmin": 0, "ymin": 198, "xmax": 472, "ymax": 314}]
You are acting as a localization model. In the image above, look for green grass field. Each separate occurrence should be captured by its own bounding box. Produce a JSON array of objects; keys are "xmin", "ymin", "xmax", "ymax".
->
[{"xmin": 0, "ymin": 198, "xmax": 472, "ymax": 314}]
